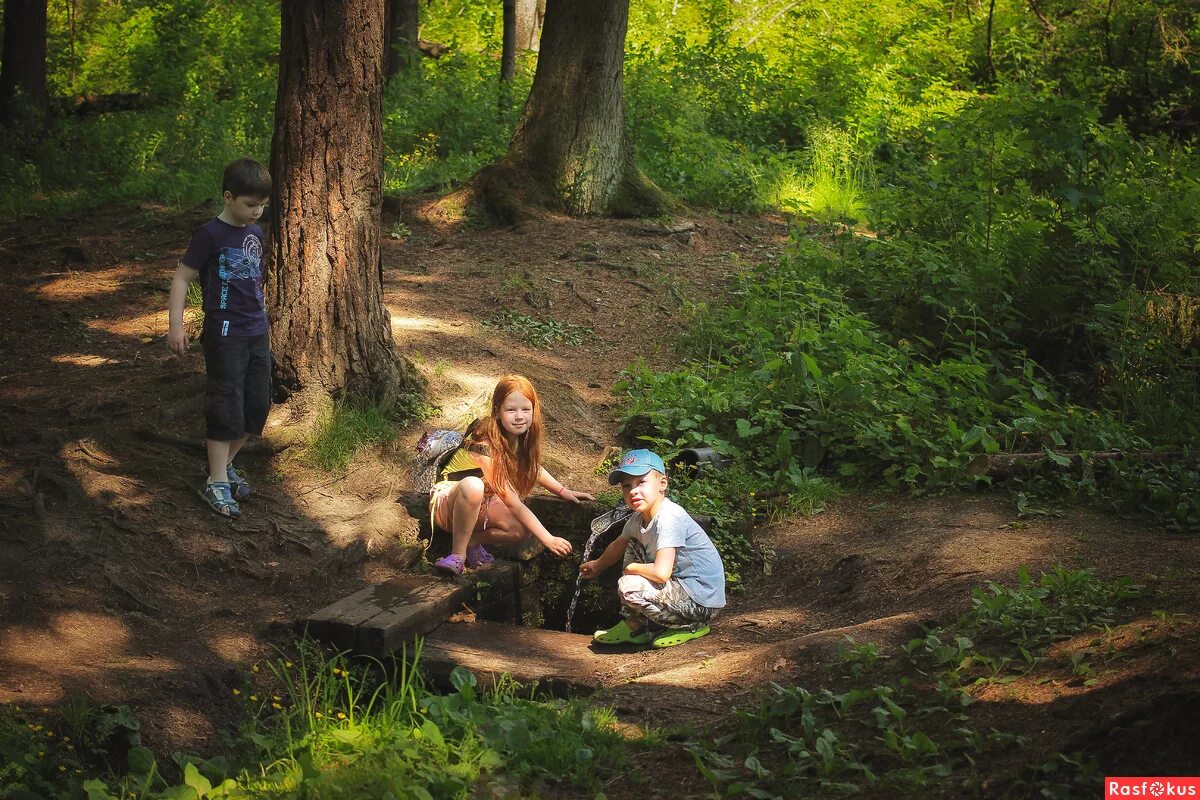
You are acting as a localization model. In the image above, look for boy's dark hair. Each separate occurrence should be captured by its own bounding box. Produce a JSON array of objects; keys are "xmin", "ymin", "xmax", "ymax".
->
[{"xmin": 222, "ymin": 158, "xmax": 272, "ymax": 198}]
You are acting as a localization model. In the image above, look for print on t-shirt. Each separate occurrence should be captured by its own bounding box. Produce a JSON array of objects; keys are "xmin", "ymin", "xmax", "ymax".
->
[{"xmin": 182, "ymin": 219, "xmax": 270, "ymax": 338}]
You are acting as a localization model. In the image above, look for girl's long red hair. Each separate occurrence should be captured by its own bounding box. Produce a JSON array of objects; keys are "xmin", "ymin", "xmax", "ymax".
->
[{"xmin": 471, "ymin": 375, "xmax": 543, "ymax": 499}]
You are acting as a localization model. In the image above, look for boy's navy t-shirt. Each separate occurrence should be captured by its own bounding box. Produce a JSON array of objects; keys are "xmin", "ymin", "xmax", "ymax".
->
[{"xmin": 181, "ymin": 217, "xmax": 268, "ymax": 338}]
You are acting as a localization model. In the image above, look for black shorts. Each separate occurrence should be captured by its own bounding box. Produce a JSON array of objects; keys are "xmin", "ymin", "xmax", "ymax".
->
[{"xmin": 202, "ymin": 333, "xmax": 271, "ymax": 441}]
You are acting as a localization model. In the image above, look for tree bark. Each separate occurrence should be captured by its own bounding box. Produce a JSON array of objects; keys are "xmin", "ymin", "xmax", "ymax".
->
[
  {"xmin": 464, "ymin": 0, "xmax": 668, "ymax": 220},
  {"xmin": 501, "ymin": 0, "xmax": 517, "ymax": 86},
  {"xmin": 269, "ymin": 0, "xmax": 422, "ymax": 406},
  {"xmin": 384, "ymin": 0, "xmax": 420, "ymax": 79},
  {"xmin": 502, "ymin": 0, "xmax": 542, "ymax": 85},
  {"xmin": 0, "ymin": 0, "xmax": 49, "ymax": 126},
  {"xmin": 516, "ymin": 0, "xmax": 545, "ymax": 51}
]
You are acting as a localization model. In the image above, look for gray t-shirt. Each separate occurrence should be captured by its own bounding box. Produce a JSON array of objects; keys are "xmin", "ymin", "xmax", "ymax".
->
[{"xmin": 621, "ymin": 498, "xmax": 726, "ymax": 608}]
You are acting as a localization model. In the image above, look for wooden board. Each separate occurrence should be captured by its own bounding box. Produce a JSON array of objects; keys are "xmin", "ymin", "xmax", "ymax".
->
[{"xmin": 301, "ymin": 562, "xmax": 517, "ymax": 656}]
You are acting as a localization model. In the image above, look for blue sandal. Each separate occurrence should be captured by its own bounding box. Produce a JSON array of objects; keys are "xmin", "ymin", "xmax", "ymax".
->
[
  {"xmin": 200, "ymin": 481, "xmax": 241, "ymax": 519},
  {"xmin": 226, "ymin": 462, "xmax": 252, "ymax": 501}
]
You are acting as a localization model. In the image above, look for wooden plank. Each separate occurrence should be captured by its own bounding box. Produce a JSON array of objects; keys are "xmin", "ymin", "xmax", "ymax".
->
[
  {"xmin": 355, "ymin": 563, "xmax": 517, "ymax": 656},
  {"xmin": 302, "ymin": 563, "xmax": 516, "ymax": 655},
  {"xmin": 421, "ymin": 620, "xmax": 621, "ymax": 694}
]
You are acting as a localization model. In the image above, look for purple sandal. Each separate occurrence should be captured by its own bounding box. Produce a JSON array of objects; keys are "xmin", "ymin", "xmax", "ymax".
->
[
  {"xmin": 466, "ymin": 545, "xmax": 495, "ymax": 568},
  {"xmin": 433, "ymin": 553, "xmax": 465, "ymax": 576}
]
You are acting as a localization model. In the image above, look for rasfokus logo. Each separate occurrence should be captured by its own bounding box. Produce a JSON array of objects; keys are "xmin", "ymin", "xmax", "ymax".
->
[{"xmin": 1107, "ymin": 778, "xmax": 1200, "ymax": 798}]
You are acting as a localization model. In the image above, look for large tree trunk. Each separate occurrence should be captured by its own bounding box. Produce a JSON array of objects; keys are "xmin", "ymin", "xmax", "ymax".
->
[
  {"xmin": 269, "ymin": 0, "xmax": 421, "ymax": 407},
  {"xmin": 384, "ymin": 0, "xmax": 420, "ymax": 79},
  {"xmin": 465, "ymin": 0, "xmax": 667, "ymax": 220},
  {"xmin": 0, "ymin": 0, "xmax": 49, "ymax": 126}
]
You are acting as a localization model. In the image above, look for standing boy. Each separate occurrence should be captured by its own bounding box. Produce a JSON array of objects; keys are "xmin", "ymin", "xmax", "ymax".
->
[
  {"xmin": 580, "ymin": 449, "xmax": 726, "ymax": 648},
  {"xmin": 167, "ymin": 158, "xmax": 272, "ymax": 518}
]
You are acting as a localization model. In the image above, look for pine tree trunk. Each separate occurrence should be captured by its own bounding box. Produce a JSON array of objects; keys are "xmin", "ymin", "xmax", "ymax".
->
[
  {"xmin": 503, "ymin": 0, "xmax": 666, "ymax": 217},
  {"xmin": 385, "ymin": 0, "xmax": 420, "ymax": 79},
  {"xmin": 268, "ymin": 0, "xmax": 421, "ymax": 406},
  {"xmin": 0, "ymin": 0, "xmax": 49, "ymax": 126}
]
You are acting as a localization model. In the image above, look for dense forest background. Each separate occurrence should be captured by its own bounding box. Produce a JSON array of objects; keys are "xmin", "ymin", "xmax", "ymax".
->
[{"xmin": 4, "ymin": 2, "xmax": 1196, "ymax": 525}]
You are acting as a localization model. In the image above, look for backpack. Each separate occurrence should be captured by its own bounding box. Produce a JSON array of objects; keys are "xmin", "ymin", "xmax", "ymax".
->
[{"xmin": 412, "ymin": 429, "xmax": 464, "ymax": 493}]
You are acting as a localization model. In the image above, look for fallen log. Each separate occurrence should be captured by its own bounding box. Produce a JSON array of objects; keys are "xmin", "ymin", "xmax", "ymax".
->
[{"xmin": 967, "ymin": 449, "xmax": 1187, "ymax": 479}]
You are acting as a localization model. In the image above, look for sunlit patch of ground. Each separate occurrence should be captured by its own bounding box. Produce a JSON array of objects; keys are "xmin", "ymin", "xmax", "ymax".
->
[
  {"xmin": 85, "ymin": 309, "xmax": 162, "ymax": 338},
  {"xmin": 207, "ymin": 632, "xmax": 259, "ymax": 663},
  {"xmin": 35, "ymin": 267, "xmax": 129, "ymax": 302},
  {"xmin": 51, "ymin": 354, "xmax": 123, "ymax": 367}
]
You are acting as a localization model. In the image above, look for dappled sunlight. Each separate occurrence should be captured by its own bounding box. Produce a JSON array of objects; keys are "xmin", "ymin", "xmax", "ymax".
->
[
  {"xmin": 970, "ymin": 613, "xmax": 1198, "ymax": 707},
  {"xmin": 161, "ymin": 704, "xmax": 215, "ymax": 747},
  {"xmin": 36, "ymin": 267, "xmax": 129, "ymax": 302},
  {"xmin": 0, "ymin": 611, "xmax": 178, "ymax": 675},
  {"xmin": 59, "ymin": 439, "xmax": 154, "ymax": 513},
  {"xmin": 85, "ymin": 309, "xmax": 162, "ymax": 338},
  {"xmin": 423, "ymin": 368, "xmax": 504, "ymax": 426},
  {"xmin": 207, "ymin": 632, "xmax": 258, "ymax": 663},
  {"xmin": 390, "ymin": 314, "xmax": 457, "ymax": 332},
  {"xmin": 933, "ymin": 526, "xmax": 1058, "ymax": 578},
  {"xmin": 51, "ymin": 354, "xmax": 123, "ymax": 367}
]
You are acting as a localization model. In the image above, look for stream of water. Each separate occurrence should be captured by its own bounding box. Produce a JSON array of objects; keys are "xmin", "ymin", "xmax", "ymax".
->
[{"xmin": 564, "ymin": 501, "xmax": 633, "ymax": 633}]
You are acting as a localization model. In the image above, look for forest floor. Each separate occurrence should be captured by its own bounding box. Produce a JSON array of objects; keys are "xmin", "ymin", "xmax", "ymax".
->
[{"xmin": 1, "ymin": 198, "xmax": 1198, "ymax": 794}]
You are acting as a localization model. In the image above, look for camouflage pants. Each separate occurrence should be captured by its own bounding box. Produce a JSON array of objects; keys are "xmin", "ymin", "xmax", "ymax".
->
[{"xmin": 618, "ymin": 540, "xmax": 716, "ymax": 631}]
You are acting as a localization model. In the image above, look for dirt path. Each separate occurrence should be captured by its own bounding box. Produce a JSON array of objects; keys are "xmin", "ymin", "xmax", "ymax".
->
[{"xmin": 1, "ymin": 201, "xmax": 1197, "ymax": 783}]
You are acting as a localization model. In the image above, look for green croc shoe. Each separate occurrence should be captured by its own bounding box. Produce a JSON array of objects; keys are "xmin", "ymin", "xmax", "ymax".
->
[
  {"xmin": 652, "ymin": 626, "xmax": 711, "ymax": 648},
  {"xmin": 593, "ymin": 620, "xmax": 652, "ymax": 645}
]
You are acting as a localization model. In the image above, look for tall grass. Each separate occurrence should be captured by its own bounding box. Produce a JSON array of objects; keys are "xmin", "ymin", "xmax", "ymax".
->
[{"xmin": 2, "ymin": 639, "xmax": 646, "ymax": 798}]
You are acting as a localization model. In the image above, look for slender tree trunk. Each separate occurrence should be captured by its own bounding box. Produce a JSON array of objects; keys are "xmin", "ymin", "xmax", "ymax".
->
[
  {"xmin": 515, "ymin": 0, "xmax": 544, "ymax": 50},
  {"xmin": 0, "ymin": 0, "xmax": 50, "ymax": 126},
  {"xmin": 472, "ymin": 0, "xmax": 667, "ymax": 219},
  {"xmin": 501, "ymin": 0, "xmax": 517, "ymax": 86},
  {"xmin": 384, "ymin": 0, "xmax": 420, "ymax": 79},
  {"xmin": 503, "ymin": 0, "xmax": 542, "ymax": 92},
  {"xmin": 269, "ymin": 0, "xmax": 421, "ymax": 406}
]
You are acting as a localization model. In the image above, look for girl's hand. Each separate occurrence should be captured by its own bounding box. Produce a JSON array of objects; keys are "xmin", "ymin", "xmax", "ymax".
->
[
  {"xmin": 579, "ymin": 560, "xmax": 600, "ymax": 579},
  {"xmin": 560, "ymin": 488, "xmax": 595, "ymax": 504},
  {"xmin": 545, "ymin": 535, "xmax": 573, "ymax": 558}
]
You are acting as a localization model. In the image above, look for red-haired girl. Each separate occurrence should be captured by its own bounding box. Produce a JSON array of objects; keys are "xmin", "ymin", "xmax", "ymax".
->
[{"xmin": 429, "ymin": 375, "xmax": 592, "ymax": 575}]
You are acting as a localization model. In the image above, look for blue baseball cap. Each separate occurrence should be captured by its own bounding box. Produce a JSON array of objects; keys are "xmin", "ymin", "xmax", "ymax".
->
[{"xmin": 608, "ymin": 449, "xmax": 667, "ymax": 484}]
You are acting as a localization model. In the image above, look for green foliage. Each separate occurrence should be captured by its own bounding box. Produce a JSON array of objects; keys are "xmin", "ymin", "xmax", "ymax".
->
[
  {"xmin": 618, "ymin": 233, "xmax": 1198, "ymax": 533},
  {"xmin": 306, "ymin": 394, "xmax": 430, "ymax": 473},
  {"xmin": 2, "ymin": 640, "xmax": 641, "ymax": 798},
  {"xmin": 688, "ymin": 567, "xmax": 1135, "ymax": 798},
  {"xmin": 483, "ymin": 311, "xmax": 594, "ymax": 349},
  {"xmin": 965, "ymin": 566, "xmax": 1140, "ymax": 651}
]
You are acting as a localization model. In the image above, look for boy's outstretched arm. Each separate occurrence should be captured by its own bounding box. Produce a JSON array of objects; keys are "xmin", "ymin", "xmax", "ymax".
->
[
  {"xmin": 580, "ymin": 536, "xmax": 630, "ymax": 579},
  {"xmin": 167, "ymin": 262, "xmax": 199, "ymax": 355},
  {"xmin": 623, "ymin": 547, "xmax": 676, "ymax": 584}
]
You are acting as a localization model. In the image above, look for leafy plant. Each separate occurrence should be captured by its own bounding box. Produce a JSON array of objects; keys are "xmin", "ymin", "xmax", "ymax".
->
[{"xmin": 484, "ymin": 311, "xmax": 594, "ymax": 349}]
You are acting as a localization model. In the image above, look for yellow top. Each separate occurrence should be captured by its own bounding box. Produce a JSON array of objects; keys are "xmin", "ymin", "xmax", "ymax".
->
[{"xmin": 440, "ymin": 446, "xmax": 483, "ymax": 478}]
